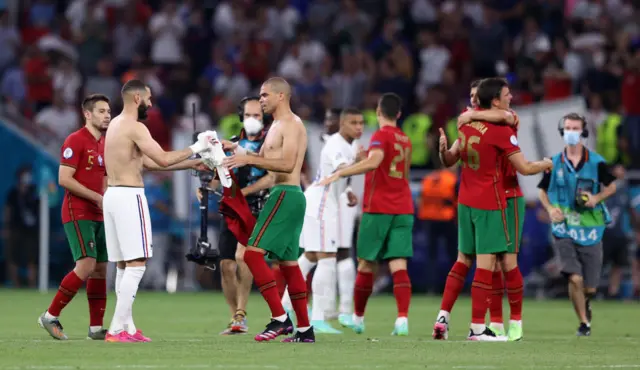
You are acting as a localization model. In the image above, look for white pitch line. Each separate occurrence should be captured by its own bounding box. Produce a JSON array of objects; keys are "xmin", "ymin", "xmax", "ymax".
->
[{"xmin": 2, "ymin": 365, "xmax": 640, "ymax": 370}]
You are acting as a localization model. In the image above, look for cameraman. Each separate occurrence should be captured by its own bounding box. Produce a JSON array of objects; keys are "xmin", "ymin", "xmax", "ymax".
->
[
  {"xmin": 538, "ymin": 113, "xmax": 617, "ymax": 337},
  {"xmin": 197, "ymin": 97, "xmax": 273, "ymax": 335}
]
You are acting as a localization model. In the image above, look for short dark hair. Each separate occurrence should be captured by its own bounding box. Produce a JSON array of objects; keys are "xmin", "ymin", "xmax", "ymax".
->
[
  {"xmin": 477, "ymin": 78, "xmax": 509, "ymax": 109},
  {"xmin": 378, "ymin": 93, "xmax": 402, "ymax": 120},
  {"xmin": 470, "ymin": 79, "xmax": 482, "ymax": 89},
  {"xmin": 121, "ymin": 79, "xmax": 147, "ymax": 96},
  {"xmin": 82, "ymin": 94, "xmax": 110, "ymax": 112},
  {"xmin": 340, "ymin": 107, "xmax": 362, "ymax": 119},
  {"xmin": 562, "ymin": 112, "xmax": 587, "ymax": 130}
]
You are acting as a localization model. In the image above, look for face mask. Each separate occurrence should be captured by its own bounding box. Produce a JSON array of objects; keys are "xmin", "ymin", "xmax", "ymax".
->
[
  {"xmin": 563, "ymin": 130, "xmax": 582, "ymax": 146},
  {"xmin": 21, "ymin": 172, "xmax": 33, "ymax": 185},
  {"xmin": 138, "ymin": 102, "xmax": 149, "ymax": 120},
  {"xmin": 243, "ymin": 117, "xmax": 263, "ymax": 135}
]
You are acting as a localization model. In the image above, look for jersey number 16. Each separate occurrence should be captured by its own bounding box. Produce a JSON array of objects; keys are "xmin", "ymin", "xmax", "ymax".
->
[{"xmin": 389, "ymin": 143, "xmax": 411, "ymax": 179}]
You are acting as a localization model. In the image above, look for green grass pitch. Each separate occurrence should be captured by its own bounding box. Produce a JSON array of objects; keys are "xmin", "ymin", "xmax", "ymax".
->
[{"xmin": 1, "ymin": 289, "xmax": 638, "ymax": 369}]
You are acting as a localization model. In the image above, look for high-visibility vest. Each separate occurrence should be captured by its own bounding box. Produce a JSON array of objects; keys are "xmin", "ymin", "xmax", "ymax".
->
[
  {"xmin": 219, "ymin": 114, "xmax": 243, "ymax": 140},
  {"xmin": 402, "ymin": 113, "xmax": 432, "ymax": 166},
  {"xmin": 362, "ymin": 109, "xmax": 377, "ymax": 129},
  {"xmin": 418, "ymin": 169, "xmax": 457, "ymax": 221},
  {"xmin": 445, "ymin": 119, "xmax": 458, "ymax": 143},
  {"xmin": 596, "ymin": 113, "xmax": 628, "ymax": 165}
]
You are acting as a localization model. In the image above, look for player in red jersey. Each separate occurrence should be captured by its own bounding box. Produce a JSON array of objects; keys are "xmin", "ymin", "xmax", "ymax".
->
[
  {"xmin": 318, "ymin": 93, "xmax": 413, "ymax": 335},
  {"xmin": 38, "ymin": 94, "xmax": 111, "ymax": 340},
  {"xmin": 437, "ymin": 78, "xmax": 551, "ymax": 341},
  {"xmin": 433, "ymin": 80, "xmax": 524, "ymax": 340}
]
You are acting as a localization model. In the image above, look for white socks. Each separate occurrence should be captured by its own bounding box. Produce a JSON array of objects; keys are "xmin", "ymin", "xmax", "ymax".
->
[
  {"xmin": 115, "ymin": 268, "xmax": 125, "ymax": 294},
  {"xmin": 311, "ymin": 257, "xmax": 337, "ymax": 322},
  {"xmin": 337, "ymin": 258, "xmax": 356, "ymax": 314},
  {"xmin": 109, "ymin": 266, "xmax": 145, "ymax": 335},
  {"xmin": 282, "ymin": 254, "xmax": 316, "ymax": 311}
]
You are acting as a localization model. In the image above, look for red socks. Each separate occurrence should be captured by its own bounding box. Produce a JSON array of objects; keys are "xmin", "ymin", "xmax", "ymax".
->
[
  {"xmin": 280, "ymin": 265, "xmax": 310, "ymax": 328},
  {"xmin": 440, "ymin": 262, "xmax": 469, "ymax": 312},
  {"xmin": 471, "ymin": 268, "xmax": 493, "ymax": 324},
  {"xmin": 48, "ymin": 271, "xmax": 84, "ymax": 316},
  {"xmin": 392, "ymin": 270, "xmax": 411, "ymax": 317},
  {"xmin": 505, "ymin": 267, "xmax": 524, "ymax": 321},
  {"xmin": 86, "ymin": 277, "xmax": 107, "ymax": 327},
  {"xmin": 354, "ymin": 271, "xmax": 373, "ymax": 316},
  {"xmin": 244, "ymin": 250, "xmax": 286, "ymax": 318},
  {"xmin": 272, "ymin": 265, "xmax": 286, "ymax": 299},
  {"xmin": 490, "ymin": 271, "xmax": 504, "ymax": 323}
]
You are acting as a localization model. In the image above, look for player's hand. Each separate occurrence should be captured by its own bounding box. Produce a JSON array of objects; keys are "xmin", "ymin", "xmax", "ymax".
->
[
  {"xmin": 196, "ymin": 188, "xmax": 203, "ymax": 203},
  {"xmin": 438, "ymin": 128, "xmax": 448, "ymax": 153},
  {"xmin": 316, "ymin": 172, "xmax": 340, "ymax": 187},
  {"xmin": 223, "ymin": 154, "xmax": 250, "ymax": 169},
  {"xmin": 346, "ymin": 191, "xmax": 358, "ymax": 207},
  {"xmin": 221, "ymin": 140, "xmax": 237, "ymax": 151},
  {"xmin": 547, "ymin": 207, "xmax": 564, "ymax": 223},
  {"xmin": 457, "ymin": 111, "xmax": 474, "ymax": 128},
  {"xmin": 542, "ymin": 157, "xmax": 553, "ymax": 172},
  {"xmin": 356, "ymin": 145, "xmax": 367, "ymax": 162},
  {"xmin": 581, "ymin": 191, "xmax": 599, "ymax": 208},
  {"xmin": 96, "ymin": 195, "xmax": 103, "ymax": 210},
  {"xmin": 190, "ymin": 131, "xmax": 215, "ymax": 153}
]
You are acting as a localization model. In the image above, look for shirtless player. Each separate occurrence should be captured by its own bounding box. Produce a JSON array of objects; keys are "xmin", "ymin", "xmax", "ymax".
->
[
  {"xmin": 223, "ymin": 77, "xmax": 314, "ymax": 343},
  {"xmin": 103, "ymin": 79, "xmax": 212, "ymax": 343}
]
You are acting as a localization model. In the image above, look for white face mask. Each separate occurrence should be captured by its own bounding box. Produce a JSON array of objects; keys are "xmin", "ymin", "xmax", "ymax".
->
[{"xmin": 243, "ymin": 117, "xmax": 263, "ymax": 135}]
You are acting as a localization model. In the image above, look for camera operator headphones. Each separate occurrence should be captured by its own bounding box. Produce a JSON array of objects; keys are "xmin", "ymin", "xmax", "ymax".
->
[
  {"xmin": 558, "ymin": 112, "xmax": 589, "ymax": 138},
  {"xmin": 237, "ymin": 96, "xmax": 261, "ymax": 122}
]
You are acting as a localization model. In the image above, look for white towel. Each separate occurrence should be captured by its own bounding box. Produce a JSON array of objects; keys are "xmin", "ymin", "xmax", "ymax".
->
[{"xmin": 199, "ymin": 131, "xmax": 232, "ymax": 188}]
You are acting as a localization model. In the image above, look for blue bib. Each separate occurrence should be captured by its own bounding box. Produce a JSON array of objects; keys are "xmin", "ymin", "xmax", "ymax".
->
[{"xmin": 547, "ymin": 150, "xmax": 611, "ymax": 246}]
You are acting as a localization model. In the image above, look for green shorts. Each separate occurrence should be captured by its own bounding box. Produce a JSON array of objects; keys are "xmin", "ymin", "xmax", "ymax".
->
[
  {"xmin": 458, "ymin": 204, "xmax": 510, "ymax": 255},
  {"xmin": 506, "ymin": 197, "xmax": 525, "ymax": 253},
  {"xmin": 248, "ymin": 185, "xmax": 306, "ymax": 261},
  {"xmin": 63, "ymin": 220, "xmax": 107, "ymax": 262},
  {"xmin": 356, "ymin": 213, "xmax": 414, "ymax": 261}
]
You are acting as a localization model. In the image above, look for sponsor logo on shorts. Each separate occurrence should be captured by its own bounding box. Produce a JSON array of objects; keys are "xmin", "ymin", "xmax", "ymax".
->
[
  {"xmin": 63, "ymin": 148, "xmax": 73, "ymax": 159},
  {"xmin": 88, "ymin": 241, "xmax": 95, "ymax": 251}
]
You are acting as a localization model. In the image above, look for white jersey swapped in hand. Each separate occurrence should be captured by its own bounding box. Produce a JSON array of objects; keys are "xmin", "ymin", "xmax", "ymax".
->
[{"xmin": 301, "ymin": 133, "xmax": 358, "ymax": 253}]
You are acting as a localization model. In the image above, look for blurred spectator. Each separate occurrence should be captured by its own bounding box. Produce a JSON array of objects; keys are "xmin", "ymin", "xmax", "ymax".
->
[
  {"xmin": 149, "ymin": 0, "xmax": 185, "ymax": 67},
  {"xmin": 0, "ymin": 10, "xmax": 20, "ymax": 74},
  {"xmin": 66, "ymin": 0, "xmax": 108, "ymax": 36},
  {"xmin": 142, "ymin": 172, "xmax": 173, "ymax": 290},
  {"xmin": 178, "ymin": 93, "xmax": 212, "ymax": 132},
  {"xmin": 23, "ymin": 46, "xmax": 53, "ymax": 112},
  {"xmin": 410, "ymin": 0, "xmax": 437, "ymax": 25},
  {"xmin": 297, "ymin": 25, "xmax": 327, "ymax": 69},
  {"xmin": 333, "ymin": 0, "xmax": 372, "ymax": 46},
  {"xmin": 34, "ymin": 91, "xmax": 79, "ymax": 145},
  {"xmin": 72, "ymin": 0, "xmax": 109, "ymax": 76},
  {"xmin": 184, "ymin": 7, "xmax": 213, "ymax": 82},
  {"xmin": 307, "ymin": 0, "xmax": 338, "ymax": 43},
  {"xmin": 469, "ymin": 6, "xmax": 506, "ymax": 78},
  {"xmin": 1, "ymin": 56, "xmax": 26, "ymax": 109},
  {"xmin": 51, "ymin": 58, "xmax": 81, "ymax": 105},
  {"xmin": 416, "ymin": 28, "xmax": 450, "ymax": 100},
  {"xmin": 268, "ymin": 0, "xmax": 301, "ymax": 41},
  {"xmin": 277, "ymin": 41, "xmax": 304, "ymax": 82},
  {"xmin": 294, "ymin": 63, "xmax": 325, "ymax": 116},
  {"xmin": 3, "ymin": 165, "xmax": 39, "ymax": 288},
  {"xmin": 84, "ymin": 57, "xmax": 121, "ymax": 103},
  {"xmin": 112, "ymin": 9, "xmax": 145, "ymax": 75},
  {"xmin": 325, "ymin": 51, "xmax": 369, "ymax": 109},
  {"xmin": 212, "ymin": 58, "xmax": 250, "ymax": 104}
]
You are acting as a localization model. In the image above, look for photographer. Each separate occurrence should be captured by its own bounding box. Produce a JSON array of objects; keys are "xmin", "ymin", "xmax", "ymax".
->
[
  {"xmin": 196, "ymin": 96, "xmax": 273, "ymax": 335},
  {"xmin": 538, "ymin": 113, "xmax": 617, "ymax": 337}
]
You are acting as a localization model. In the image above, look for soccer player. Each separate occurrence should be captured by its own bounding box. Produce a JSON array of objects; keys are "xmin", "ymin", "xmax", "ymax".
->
[
  {"xmin": 38, "ymin": 94, "xmax": 112, "ymax": 340},
  {"xmin": 440, "ymin": 78, "xmax": 551, "ymax": 340},
  {"xmin": 222, "ymin": 77, "xmax": 314, "ymax": 343},
  {"xmin": 197, "ymin": 96, "xmax": 273, "ymax": 335},
  {"xmin": 293, "ymin": 108, "xmax": 363, "ymax": 334},
  {"xmin": 448, "ymin": 87, "xmax": 527, "ymax": 340},
  {"xmin": 103, "ymin": 80, "xmax": 210, "ymax": 342},
  {"xmin": 318, "ymin": 93, "xmax": 413, "ymax": 336},
  {"xmin": 538, "ymin": 113, "xmax": 617, "ymax": 336}
]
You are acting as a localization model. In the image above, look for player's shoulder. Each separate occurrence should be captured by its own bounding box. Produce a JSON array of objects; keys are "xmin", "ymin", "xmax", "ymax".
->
[
  {"xmin": 63, "ymin": 128, "xmax": 86, "ymax": 146},
  {"xmin": 588, "ymin": 149, "xmax": 606, "ymax": 163}
]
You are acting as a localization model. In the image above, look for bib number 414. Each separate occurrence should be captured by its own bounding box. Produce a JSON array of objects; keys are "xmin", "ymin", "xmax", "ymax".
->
[{"xmin": 568, "ymin": 228, "xmax": 598, "ymax": 243}]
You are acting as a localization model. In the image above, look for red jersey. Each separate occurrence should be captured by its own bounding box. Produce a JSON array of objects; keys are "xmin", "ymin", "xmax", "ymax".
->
[
  {"xmin": 363, "ymin": 126, "xmax": 414, "ymax": 215},
  {"xmin": 501, "ymin": 112, "xmax": 523, "ymax": 199},
  {"xmin": 458, "ymin": 121, "xmax": 521, "ymax": 210},
  {"xmin": 60, "ymin": 128, "xmax": 106, "ymax": 223}
]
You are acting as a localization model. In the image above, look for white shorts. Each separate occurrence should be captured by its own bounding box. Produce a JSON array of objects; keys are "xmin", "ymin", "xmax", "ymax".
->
[
  {"xmin": 338, "ymin": 193, "xmax": 358, "ymax": 248},
  {"xmin": 104, "ymin": 186, "xmax": 153, "ymax": 262},
  {"xmin": 300, "ymin": 215, "xmax": 339, "ymax": 253}
]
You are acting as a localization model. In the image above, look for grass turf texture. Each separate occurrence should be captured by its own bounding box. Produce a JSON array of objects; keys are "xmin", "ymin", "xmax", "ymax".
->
[{"xmin": 1, "ymin": 289, "xmax": 638, "ymax": 370}]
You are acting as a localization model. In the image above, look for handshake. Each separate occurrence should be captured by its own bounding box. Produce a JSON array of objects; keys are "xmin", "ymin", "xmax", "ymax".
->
[{"xmin": 189, "ymin": 130, "xmax": 233, "ymax": 188}]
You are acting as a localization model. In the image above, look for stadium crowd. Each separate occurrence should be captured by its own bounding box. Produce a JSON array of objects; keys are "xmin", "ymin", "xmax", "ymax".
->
[{"xmin": 0, "ymin": 0, "xmax": 639, "ymax": 296}]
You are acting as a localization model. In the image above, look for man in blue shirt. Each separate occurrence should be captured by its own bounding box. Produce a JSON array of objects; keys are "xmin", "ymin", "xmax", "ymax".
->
[
  {"xmin": 197, "ymin": 96, "xmax": 273, "ymax": 335},
  {"xmin": 538, "ymin": 113, "xmax": 617, "ymax": 336}
]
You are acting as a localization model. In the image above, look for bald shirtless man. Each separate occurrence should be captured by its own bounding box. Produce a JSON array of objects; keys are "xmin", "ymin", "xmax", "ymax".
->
[
  {"xmin": 223, "ymin": 77, "xmax": 314, "ymax": 343},
  {"xmin": 103, "ymin": 79, "xmax": 212, "ymax": 343}
]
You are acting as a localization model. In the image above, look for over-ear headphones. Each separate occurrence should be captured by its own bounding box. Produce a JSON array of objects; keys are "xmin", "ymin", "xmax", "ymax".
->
[
  {"xmin": 237, "ymin": 96, "xmax": 260, "ymax": 122},
  {"xmin": 558, "ymin": 112, "xmax": 589, "ymax": 138}
]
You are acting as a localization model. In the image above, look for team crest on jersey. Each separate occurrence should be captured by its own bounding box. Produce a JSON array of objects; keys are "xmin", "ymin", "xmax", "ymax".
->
[
  {"xmin": 98, "ymin": 155, "xmax": 103, "ymax": 166},
  {"xmin": 510, "ymin": 135, "xmax": 518, "ymax": 146},
  {"xmin": 63, "ymin": 148, "xmax": 73, "ymax": 159}
]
